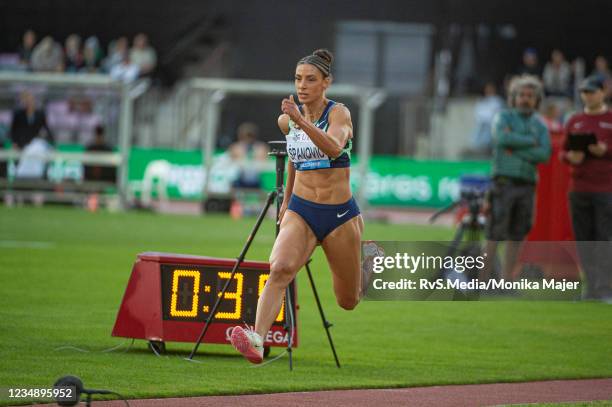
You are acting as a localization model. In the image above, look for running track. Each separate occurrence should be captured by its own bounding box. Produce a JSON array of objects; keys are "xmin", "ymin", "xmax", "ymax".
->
[{"xmin": 29, "ymin": 378, "xmax": 612, "ymax": 406}]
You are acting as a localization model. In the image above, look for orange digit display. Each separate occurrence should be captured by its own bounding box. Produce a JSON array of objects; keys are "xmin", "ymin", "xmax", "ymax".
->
[
  {"xmin": 160, "ymin": 263, "xmax": 289, "ymax": 326},
  {"xmin": 214, "ymin": 272, "xmax": 243, "ymax": 320},
  {"xmin": 170, "ymin": 270, "xmax": 200, "ymax": 317}
]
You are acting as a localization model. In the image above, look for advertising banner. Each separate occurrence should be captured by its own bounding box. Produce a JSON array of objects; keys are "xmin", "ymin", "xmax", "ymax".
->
[{"xmin": 128, "ymin": 148, "xmax": 491, "ymax": 208}]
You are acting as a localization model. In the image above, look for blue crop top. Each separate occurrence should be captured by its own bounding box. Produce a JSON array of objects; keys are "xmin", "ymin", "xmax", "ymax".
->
[{"xmin": 285, "ymin": 100, "xmax": 352, "ymax": 171}]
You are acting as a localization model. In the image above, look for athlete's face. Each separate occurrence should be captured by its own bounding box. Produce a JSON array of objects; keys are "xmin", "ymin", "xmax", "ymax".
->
[{"xmin": 295, "ymin": 64, "xmax": 330, "ymax": 104}]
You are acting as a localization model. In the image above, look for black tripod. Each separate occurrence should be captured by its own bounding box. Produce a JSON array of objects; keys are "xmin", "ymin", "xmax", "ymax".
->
[
  {"xmin": 429, "ymin": 189, "xmax": 501, "ymax": 298},
  {"xmin": 188, "ymin": 141, "xmax": 340, "ymax": 370},
  {"xmin": 429, "ymin": 189, "xmax": 486, "ymax": 254}
]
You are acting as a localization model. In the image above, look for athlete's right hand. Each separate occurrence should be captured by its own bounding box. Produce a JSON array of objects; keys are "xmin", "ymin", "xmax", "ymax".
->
[{"xmin": 281, "ymin": 94, "xmax": 302, "ymax": 123}]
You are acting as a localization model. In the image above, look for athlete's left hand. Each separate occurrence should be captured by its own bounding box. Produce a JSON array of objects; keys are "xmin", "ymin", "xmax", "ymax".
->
[{"xmin": 281, "ymin": 94, "xmax": 302, "ymax": 123}]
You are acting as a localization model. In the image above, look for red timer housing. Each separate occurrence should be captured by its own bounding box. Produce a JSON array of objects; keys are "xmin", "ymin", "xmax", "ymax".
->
[{"xmin": 112, "ymin": 252, "xmax": 298, "ymax": 349}]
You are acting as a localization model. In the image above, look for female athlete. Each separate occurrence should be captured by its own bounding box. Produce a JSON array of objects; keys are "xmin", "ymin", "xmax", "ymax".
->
[{"xmin": 230, "ymin": 49, "xmax": 365, "ymax": 364}]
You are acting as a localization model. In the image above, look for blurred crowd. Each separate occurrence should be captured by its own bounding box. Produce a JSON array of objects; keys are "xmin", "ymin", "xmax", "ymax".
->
[
  {"xmin": 467, "ymin": 47, "xmax": 611, "ymax": 157},
  {"xmin": 13, "ymin": 29, "xmax": 157, "ymax": 83},
  {"xmin": 0, "ymin": 30, "xmax": 160, "ymax": 149},
  {"xmin": 477, "ymin": 54, "xmax": 612, "ymax": 300},
  {"xmin": 517, "ymin": 48, "xmax": 611, "ymax": 99}
]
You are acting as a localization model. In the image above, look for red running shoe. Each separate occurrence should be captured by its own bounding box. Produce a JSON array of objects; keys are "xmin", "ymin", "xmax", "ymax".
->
[{"xmin": 230, "ymin": 325, "xmax": 264, "ymax": 364}]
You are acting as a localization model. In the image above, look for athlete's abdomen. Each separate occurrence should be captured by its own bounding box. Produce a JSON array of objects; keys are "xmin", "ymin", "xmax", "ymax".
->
[{"xmin": 293, "ymin": 167, "xmax": 352, "ymax": 204}]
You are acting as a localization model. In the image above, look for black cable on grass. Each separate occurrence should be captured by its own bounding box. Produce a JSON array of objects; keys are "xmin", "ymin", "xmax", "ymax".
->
[
  {"xmin": 54, "ymin": 339, "xmax": 135, "ymax": 354},
  {"xmin": 55, "ymin": 339, "xmax": 286, "ymax": 368},
  {"xmin": 250, "ymin": 350, "xmax": 287, "ymax": 368}
]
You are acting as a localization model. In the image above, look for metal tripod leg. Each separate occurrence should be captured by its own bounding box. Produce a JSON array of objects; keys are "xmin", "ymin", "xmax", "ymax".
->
[
  {"xmin": 283, "ymin": 282, "xmax": 295, "ymax": 370},
  {"xmin": 304, "ymin": 259, "xmax": 341, "ymax": 368}
]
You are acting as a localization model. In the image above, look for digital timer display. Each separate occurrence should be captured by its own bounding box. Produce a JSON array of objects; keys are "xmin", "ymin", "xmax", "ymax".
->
[
  {"xmin": 112, "ymin": 252, "xmax": 298, "ymax": 348},
  {"xmin": 160, "ymin": 264, "xmax": 285, "ymax": 325}
]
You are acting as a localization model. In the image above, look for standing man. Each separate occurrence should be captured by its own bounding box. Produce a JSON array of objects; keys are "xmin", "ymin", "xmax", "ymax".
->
[
  {"xmin": 10, "ymin": 91, "xmax": 55, "ymax": 179},
  {"xmin": 563, "ymin": 76, "xmax": 612, "ymax": 300},
  {"xmin": 10, "ymin": 91, "xmax": 54, "ymax": 149},
  {"xmin": 129, "ymin": 33, "xmax": 157, "ymax": 77},
  {"xmin": 485, "ymin": 75, "xmax": 551, "ymax": 281}
]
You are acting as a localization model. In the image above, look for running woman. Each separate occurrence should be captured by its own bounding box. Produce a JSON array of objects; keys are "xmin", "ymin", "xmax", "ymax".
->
[{"xmin": 230, "ymin": 49, "xmax": 365, "ymax": 364}]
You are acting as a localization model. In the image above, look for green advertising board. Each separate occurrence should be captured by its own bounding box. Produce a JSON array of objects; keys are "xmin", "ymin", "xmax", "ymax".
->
[
  {"xmin": 358, "ymin": 156, "xmax": 490, "ymax": 207},
  {"xmin": 127, "ymin": 147, "xmax": 491, "ymax": 208},
  {"xmin": 3, "ymin": 144, "xmax": 491, "ymax": 208}
]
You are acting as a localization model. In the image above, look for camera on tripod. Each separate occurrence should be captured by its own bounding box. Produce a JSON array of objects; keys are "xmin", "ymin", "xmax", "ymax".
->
[
  {"xmin": 430, "ymin": 175, "xmax": 490, "ymax": 228},
  {"xmin": 429, "ymin": 175, "xmax": 492, "ymax": 296},
  {"xmin": 457, "ymin": 175, "xmax": 490, "ymax": 226}
]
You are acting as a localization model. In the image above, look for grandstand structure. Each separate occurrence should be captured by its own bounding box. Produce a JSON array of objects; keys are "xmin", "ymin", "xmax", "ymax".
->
[
  {"xmin": 2, "ymin": 0, "xmax": 611, "ymax": 210},
  {"xmin": 0, "ymin": 72, "xmax": 147, "ymax": 207}
]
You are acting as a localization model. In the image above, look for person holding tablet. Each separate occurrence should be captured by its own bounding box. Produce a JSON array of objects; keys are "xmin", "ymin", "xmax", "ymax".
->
[{"xmin": 562, "ymin": 75, "xmax": 612, "ymax": 300}]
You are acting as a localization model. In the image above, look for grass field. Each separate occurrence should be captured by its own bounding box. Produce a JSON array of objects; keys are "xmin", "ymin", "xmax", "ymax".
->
[{"xmin": 1, "ymin": 206, "xmax": 611, "ymax": 406}]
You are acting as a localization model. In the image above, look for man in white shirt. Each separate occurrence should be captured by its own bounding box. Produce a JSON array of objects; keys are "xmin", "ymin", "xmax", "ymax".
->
[
  {"xmin": 129, "ymin": 33, "xmax": 157, "ymax": 76},
  {"xmin": 110, "ymin": 54, "xmax": 139, "ymax": 84}
]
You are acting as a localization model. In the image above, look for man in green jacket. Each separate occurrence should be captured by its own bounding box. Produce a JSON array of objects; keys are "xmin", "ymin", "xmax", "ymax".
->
[{"xmin": 485, "ymin": 75, "xmax": 552, "ymax": 282}]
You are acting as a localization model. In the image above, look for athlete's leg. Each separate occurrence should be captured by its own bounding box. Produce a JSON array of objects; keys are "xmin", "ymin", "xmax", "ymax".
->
[
  {"xmin": 255, "ymin": 210, "xmax": 317, "ymax": 338},
  {"xmin": 321, "ymin": 215, "xmax": 364, "ymax": 310}
]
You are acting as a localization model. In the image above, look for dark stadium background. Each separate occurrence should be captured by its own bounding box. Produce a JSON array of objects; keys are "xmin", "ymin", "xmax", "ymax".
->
[{"xmin": 2, "ymin": 0, "xmax": 610, "ymax": 153}]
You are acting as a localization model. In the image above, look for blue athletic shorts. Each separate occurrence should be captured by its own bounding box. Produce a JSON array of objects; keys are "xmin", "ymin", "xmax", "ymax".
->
[{"xmin": 287, "ymin": 194, "xmax": 360, "ymax": 242}]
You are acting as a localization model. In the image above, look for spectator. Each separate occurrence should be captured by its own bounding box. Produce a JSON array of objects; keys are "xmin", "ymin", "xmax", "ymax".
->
[
  {"xmin": 229, "ymin": 122, "xmax": 269, "ymax": 189},
  {"xmin": 103, "ymin": 36, "xmax": 128, "ymax": 73},
  {"xmin": 592, "ymin": 55, "xmax": 612, "ymax": 101},
  {"xmin": 469, "ymin": 82, "xmax": 504, "ymax": 156},
  {"xmin": 84, "ymin": 125, "xmax": 116, "ymax": 182},
  {"xmin": 14, "ymin": 136, "xmax": 53, "ymax": 179},
  {"xmin": 517, "ymin": 48, "xmax": 541, "ymax": 77},
  {"xmin": 9, "ymin": 91, "xmax": 54, "ymax": 149},
  {"xmin": 561, "ymin": 76, "xmax": 612, "ymax": 300},
  {"xmin": 64, "ymin": 34, "xmax": 83, "ymax": 72},
  {"xmin": 129, "ymin": 33, "xmax": 157, "ymax": 76},
  {"xmin": 30, "ymin": 36, "xmax": 64, "ymax": 72},
  {"xmin": 109, "ymin": 53, "xmax": 139, "ymax": 84},
  {"xmin": 540, "ymin": 100, "xmax": 563, "ymax": 134},
  {"xmin": 18, "ymin": 29, "xmax": 37, "ymax": 68},
  {"xmin": 484, "ymin": 75, "xmax": 551, "ymax": 282},
  {"xmin": 543, "ymin": 49, "xmax": 571, "ymax": 97},
  {"xmin": 592, "ymin": 55, "xmax": 611, "ymax": 82},
  {"xmin": 80, "ymin": 36, "xmax": 103, "ymax": 73}
]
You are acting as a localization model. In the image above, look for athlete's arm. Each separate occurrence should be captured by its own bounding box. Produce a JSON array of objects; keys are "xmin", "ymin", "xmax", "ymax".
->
[
  {"xmin": 278, "ymin": 114, "xmax": 295, "ymax": 221},
  {"xmin": 281, "ymin": 95, "xmax": 352, "ymax": 158},
  {"xmin": 283, "ymin": 161, "xmax": 295, "ymax": 206},
  {"xmin": 278, "ymin": 113, "xmax": 290, "ymax": 135}
]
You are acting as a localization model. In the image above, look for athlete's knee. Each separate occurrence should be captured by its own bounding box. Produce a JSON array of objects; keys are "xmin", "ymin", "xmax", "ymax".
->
[
  {"xmin": 268, "ymin": 260, "xmax": 297, "ymax": 287},
  {"xmin": 336, "ymin": 294, "xmax": 359, "ymax": 311}
]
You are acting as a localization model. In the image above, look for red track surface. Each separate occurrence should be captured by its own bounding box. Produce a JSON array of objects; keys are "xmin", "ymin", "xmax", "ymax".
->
[{"xmin": 29, "ymin": 378, "xmax": 612, "ymax": 407}]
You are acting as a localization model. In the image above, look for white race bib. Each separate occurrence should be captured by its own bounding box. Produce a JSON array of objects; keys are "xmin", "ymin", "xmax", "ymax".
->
[{"xmin": 286, "ymin": 127, "xmax": 331, "ymax": 170}]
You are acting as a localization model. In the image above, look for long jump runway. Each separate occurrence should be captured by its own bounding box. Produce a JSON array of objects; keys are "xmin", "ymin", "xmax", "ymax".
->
[{"xmin": 30, "ymin": 378, "xmax": 612, "ymax": 406}]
